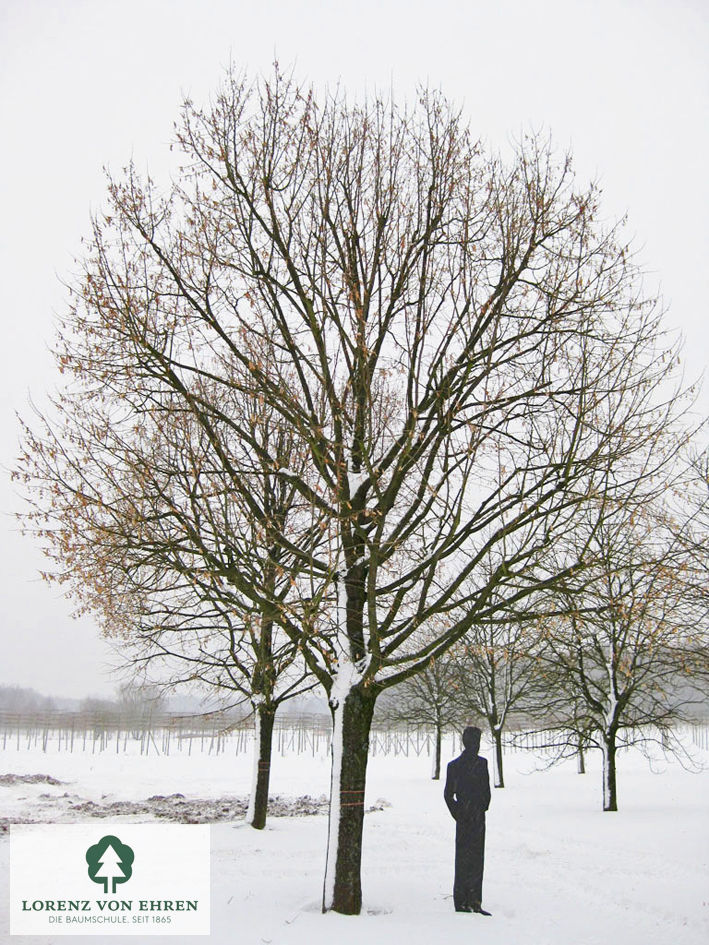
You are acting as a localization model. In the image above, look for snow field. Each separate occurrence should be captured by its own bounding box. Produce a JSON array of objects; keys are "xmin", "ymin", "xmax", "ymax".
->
[{"xmin": 1, "ymin": 733, "xmax": 707, "ymax": 944}]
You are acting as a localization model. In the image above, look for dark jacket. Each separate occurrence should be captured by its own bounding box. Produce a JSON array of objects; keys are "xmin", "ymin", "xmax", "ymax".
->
[{"xmin": 444, "ymin": 750, "xmax": 491, "ymax": 821}]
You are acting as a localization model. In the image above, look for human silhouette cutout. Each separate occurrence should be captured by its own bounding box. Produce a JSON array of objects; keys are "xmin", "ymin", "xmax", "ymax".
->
[{"xmin": 444, "ymin": 726, "xmax": 491, "ymax": 915}]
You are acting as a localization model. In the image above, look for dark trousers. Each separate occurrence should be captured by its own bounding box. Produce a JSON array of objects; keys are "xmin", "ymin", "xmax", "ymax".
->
[{"xmin": 453, "ymin": 812, "xmax": 485, "ymax": 909}]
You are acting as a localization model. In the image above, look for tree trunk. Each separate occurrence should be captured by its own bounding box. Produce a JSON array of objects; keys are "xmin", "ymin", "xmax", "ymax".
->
[
  {"xmin": 602, "ymin": 735, "xmax": 618, "ymax": 811},
  {"xmin": 245, "ymin": 703, "xmax": 276, "ymax": 830},
  {"xmin": 432, "ymin": 719, "xmax": 442, "ymax": 780},
  {"xmin": 493, "ymin": 727, "xmax": 505, "ymax": 788},
  {"xmin": 322, "ymin": 684, "xmax": 376, "ymax": 915},
  {"xmin": 577, "ymin": 736, "xmax": 586, "ymax": 775}
]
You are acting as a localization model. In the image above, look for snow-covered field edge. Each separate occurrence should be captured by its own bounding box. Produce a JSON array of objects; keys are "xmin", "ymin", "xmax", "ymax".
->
[{"xmin": 0, "ymin": 731, "xmax": 707, "ymax": 945}]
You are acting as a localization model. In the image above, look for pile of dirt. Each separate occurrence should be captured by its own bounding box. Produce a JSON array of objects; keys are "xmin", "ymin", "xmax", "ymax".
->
[
  {"xmin": 67, "ymin": 792, "xmax": 332, "ymax": 821},
  {"xmin": 0, "ymin": 791, "xmax": 336, "ymax": 832},
  {"xmin": 0, "ymin": 780, "xmax": 389, "ymax": 834},
  {"xmin": 0, "ymin": 773, "xmax": 64, "ymax": 786}
]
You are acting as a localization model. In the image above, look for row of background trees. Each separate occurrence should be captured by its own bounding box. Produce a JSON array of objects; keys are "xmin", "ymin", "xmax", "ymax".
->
[
  {"xmin": 377, "ymin": 476, "xmax": 709, "ymax": 812},
  {"xmin": 15, "ymin": 67, "xmax": 708, "ymax": 914}
]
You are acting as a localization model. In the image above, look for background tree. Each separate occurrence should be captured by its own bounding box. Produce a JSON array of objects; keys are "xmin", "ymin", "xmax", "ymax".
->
[
  {"xmin": 17, "ymin": 68, "xmax": 688, "ymax": 913},
  {"xmin": 452, "ymin": 610, "xmax": 547, "ymax": 789},
  {"xmin": 541, "ymin": 503, "xmax": 702, "ymax": 811},
  {"xmin": 0, "ymin": 686, "xmax": 57, "ymax": 716},
  {"xmin": 375, "ymin": 651, "xmax": 464, "ymax": 779},
  {"xmin": 117, "ymin": 681, "xmax": 166, "ymax": 735}
]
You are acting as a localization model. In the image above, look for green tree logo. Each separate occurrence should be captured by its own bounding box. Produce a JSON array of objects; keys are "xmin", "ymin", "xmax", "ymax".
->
[{"xmin": 86, "ymin": 835, "xmax": 135, "ymax": 894}]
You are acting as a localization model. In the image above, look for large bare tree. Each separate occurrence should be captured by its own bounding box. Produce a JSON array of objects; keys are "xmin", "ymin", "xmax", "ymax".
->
[{"xmin": 18, "ymin": 68, "xmax": 686, "ymax": 913}]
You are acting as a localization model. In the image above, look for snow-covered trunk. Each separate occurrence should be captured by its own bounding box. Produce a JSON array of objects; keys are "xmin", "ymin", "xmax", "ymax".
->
[
  {"xmin": 602, "ymin": 734, "xmax": 618, "ymax": 811},
  {"xmin": 603, "ymin": 637, "xmax": 619, "ymax": 811},
  {"xmin": 431, "ymin": 717, "xmax": 442, "ymax": 781},
  {"xmin": 245, "ymin": 703, "xmax": 276, "ymax": 830},
  {"xmin": 487, "ymin": 678, "xmax": 504, "ymax": 788},
  {"xmin": 322, "ymin": 683, "xmax": 376, "ymax": 915}
]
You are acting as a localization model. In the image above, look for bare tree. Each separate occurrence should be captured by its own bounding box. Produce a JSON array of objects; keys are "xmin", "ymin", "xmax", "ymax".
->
[
  {"xmin": 540, "ymin": 503, "xmax": 702, "ymax": 811},
  {"xmin": 17, "ymin": 68, "xmax": 687, "ymax": 912},
  {"xmin": 453, "ymin": 611, "xmax": 546, "ymax": 789},
  {"xmin": 376, "ymin": 652, "xmax": 464, "ymax": 779}
]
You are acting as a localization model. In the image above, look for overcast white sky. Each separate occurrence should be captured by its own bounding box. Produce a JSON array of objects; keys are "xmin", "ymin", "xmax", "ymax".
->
[{"xmin": 0, "ymin": 0, "xmax": 707, "ymax": 699}]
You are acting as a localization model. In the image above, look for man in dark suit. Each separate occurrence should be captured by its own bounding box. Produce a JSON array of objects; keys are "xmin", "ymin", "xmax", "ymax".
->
[{"xmin": 444, "ymin": 725, "xmax": 492, "ymax": 915}]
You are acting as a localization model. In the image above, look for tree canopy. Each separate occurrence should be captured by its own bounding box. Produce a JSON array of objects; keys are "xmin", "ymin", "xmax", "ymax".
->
[{"xmin": 16, "ymin": 67, "xmax": 695, "ymax": 914}]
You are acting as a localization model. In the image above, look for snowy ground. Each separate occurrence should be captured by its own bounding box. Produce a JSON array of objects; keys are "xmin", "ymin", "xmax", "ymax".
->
[{"xmin": 1, "ymin": 732, "xmax": 707, "ymax": 944}]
